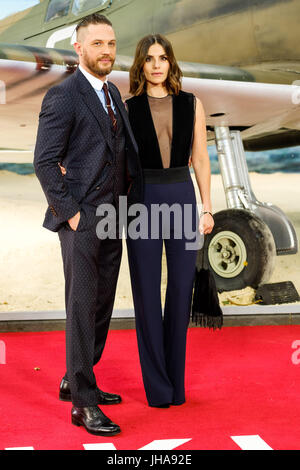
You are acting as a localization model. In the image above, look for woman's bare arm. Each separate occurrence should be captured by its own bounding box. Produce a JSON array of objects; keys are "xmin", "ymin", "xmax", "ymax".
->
[{"xmin": 191, "ymin": 97, "xmax": 214, "ymax": 235}]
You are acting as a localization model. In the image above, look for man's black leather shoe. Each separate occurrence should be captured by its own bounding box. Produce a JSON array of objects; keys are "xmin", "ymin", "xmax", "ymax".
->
[
  {"xmin": 71, "ymin": 406, "xmax": 121, "ymax": 436},
  {"xmin": 59, "ymin": 378, "xmax": 122, "ymax": 404},
  {"xmin": 59, "ymin": 378, "xmax": 72, "ymax": 402}
]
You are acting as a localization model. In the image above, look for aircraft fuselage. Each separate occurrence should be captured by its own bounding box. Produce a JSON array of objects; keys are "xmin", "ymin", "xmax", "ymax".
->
[{"xmin": 0, "ymin": 0, "xmax": 300, "ymax": 84}]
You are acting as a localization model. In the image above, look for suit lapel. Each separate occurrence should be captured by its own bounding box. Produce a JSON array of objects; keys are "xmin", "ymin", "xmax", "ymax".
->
[
  {"xmin": 76, "ymin": 69, "xmax": 114, "ymax": 153},
  {"xmin": 108, "ymin": 82, "xmax": 139, "ymax": 155}
]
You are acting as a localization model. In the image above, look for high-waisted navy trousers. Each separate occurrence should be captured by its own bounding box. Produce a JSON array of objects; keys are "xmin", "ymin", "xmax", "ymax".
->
[{"xmin": 126, "ymin": 167, "xmax": 198, "ymax": 406}]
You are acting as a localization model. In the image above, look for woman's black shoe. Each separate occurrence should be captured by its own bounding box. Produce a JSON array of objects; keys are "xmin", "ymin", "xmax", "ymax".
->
[{"xmin": 149, "ymin": 403, "xmax": 170, "ymax": 408}]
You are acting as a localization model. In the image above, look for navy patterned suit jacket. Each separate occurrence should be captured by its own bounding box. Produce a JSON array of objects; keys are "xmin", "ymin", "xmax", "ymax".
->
[{"xmin": 34, "ymin": 68, "xmax": 143, "ymax": 232}]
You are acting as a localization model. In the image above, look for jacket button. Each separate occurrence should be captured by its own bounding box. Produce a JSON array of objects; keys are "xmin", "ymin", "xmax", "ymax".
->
[
  {"xmin": 50, "ymin": 206, "xmax": 57, "ymax": 216},
  {"xmin": 96, "ymin": 186, "xmax": 100, "ymax": 190}
]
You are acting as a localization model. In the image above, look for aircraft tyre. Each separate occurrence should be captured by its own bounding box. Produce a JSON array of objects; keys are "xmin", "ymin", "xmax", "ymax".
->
[{"xmin": 197, "ymin": 209, "xmax": 276, "ymax": 292}]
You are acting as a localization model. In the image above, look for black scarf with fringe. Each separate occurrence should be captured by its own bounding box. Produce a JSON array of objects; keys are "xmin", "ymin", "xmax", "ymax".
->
[{"xmin": 191, "ymin": 253, "xmax": 223, "ymax": 330}]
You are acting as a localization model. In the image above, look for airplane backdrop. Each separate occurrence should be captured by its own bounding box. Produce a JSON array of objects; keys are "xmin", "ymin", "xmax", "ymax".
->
[
  {"xmin": 1, "ymin": 0, "xmax": 300, "ymax": 151},
  {"xmin": 0, "ymin": 0, "xmax": 299, "ymax": 292}
]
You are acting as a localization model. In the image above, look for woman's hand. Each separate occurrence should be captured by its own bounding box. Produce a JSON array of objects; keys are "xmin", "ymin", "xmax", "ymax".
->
[
  {"xmin": 58, "ymin": 164, "xmax": 79, "ymax": 231},
  {"xmin": 58, "ymin": 163, "xmax": 67, "ymax": 176},
  {"xmin": 199, "ymin": 212, "xmax": 214, "ymax": 235}
]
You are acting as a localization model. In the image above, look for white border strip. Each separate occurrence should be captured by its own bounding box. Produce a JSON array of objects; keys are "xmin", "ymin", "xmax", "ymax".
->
[
  {"xmin": 0, "ymin": 309, "xmax": 134, "ymax": 321},
  {"xmin": 0, "ymin": 304, "xmax": 299, "ymax": 322}
]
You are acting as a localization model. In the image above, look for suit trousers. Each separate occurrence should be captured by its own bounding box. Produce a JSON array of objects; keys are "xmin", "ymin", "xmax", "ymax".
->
[
  {"xmin": 58, "ymin": 203, "xmax": 122, "ymax": 407},
  {"xmin": 126, "ymin": 173, "xmax": 198, "ymax": 406}
]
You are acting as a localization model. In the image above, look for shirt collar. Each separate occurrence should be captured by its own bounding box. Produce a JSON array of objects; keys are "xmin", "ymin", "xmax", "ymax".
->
[{"xmin": 79, "ymin": 64, "xmax": 108, "ymax": 91}]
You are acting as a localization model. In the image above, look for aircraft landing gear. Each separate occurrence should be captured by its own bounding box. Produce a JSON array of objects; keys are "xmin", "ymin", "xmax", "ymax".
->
[
  {"xmin": 198, "ymin": 127, "xmax": 298, "ymax": 292},
  {"xmin": 197, "ymin": 209, "xmax": 276, "ymax": 292}
]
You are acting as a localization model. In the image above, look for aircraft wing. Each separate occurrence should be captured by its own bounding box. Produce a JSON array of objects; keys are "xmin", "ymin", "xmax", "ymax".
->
[
  {"xmin": 180, "ymin": 76, "xmax": 300, "ymax": 150},
  {"xmin": 0, "ymin": 44, "xmax": 300, "ymax": 152}
]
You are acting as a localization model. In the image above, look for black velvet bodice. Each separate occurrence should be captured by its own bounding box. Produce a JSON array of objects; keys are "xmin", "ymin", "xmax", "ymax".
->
[{"xmin": 126, "ymin": 91, "xmax": 195, "ymax": 169}]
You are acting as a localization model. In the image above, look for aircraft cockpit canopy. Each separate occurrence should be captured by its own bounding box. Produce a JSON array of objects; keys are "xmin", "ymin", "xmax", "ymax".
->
[{"xmin": 45, "ymin": 0, "xmax": 111, "ymax": 23}]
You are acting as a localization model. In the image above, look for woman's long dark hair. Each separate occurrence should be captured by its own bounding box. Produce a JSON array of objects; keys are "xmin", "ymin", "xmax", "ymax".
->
[{"xmin": 129, "ymin": 34, "xmax": 182, "ymax": 96}]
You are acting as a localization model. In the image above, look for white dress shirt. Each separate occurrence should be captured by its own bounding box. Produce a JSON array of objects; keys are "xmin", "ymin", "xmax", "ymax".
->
[{"xmin": 79, "ymin": 64, "xmax": 116, "ymax": 113}]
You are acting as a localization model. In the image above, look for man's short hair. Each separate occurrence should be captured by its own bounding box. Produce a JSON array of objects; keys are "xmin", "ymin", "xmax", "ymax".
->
[{"xmin": 76, "ymin": 13, "xmax": 113, "ymax": 38}]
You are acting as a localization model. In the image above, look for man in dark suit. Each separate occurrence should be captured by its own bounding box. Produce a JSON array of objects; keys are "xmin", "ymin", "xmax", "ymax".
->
[{"xmin": 34, "ymin": 13, "xmax": 142, "ymax": 436}]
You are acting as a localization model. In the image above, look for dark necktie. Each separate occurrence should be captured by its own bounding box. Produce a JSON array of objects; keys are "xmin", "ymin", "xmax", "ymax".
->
[{"xmin": 102, "ymin": 83, "xmax": 117, "ymax": 133}]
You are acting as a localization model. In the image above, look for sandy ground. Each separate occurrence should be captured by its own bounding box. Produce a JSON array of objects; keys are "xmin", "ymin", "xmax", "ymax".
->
[{"xmin": 0, "ymin": 170, "xmax": 299, "ymax": 313}]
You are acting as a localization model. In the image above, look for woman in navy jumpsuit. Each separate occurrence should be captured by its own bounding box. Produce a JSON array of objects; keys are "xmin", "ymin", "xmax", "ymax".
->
[{"xmin": 126, "ymin": 34, "xmax": 214, "ymax": 407}]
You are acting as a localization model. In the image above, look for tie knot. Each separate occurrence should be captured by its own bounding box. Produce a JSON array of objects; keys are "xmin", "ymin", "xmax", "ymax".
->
[
  {"xmin": 102, "ymin": 82, "xmax": 108, "ymax": 93},
  {"xmin": 102, "ymin": 83, "xmax": 111, "ymax": 104}
]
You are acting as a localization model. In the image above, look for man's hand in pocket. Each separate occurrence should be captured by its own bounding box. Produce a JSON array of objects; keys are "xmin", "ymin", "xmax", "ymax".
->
[{"xmin": 68, "ymin": 211, "xmax": 80, "ymax": 231}]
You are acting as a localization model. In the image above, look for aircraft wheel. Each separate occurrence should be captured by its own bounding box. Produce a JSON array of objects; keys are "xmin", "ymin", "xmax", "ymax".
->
[{"xmin": 197, "ymin": 209, "xmax": 276, "ymax": 292}]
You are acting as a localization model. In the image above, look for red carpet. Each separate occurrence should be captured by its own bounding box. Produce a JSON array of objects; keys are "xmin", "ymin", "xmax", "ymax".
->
[{"xmin": 0, "ymin": 325, "xmax": 300, "ymax": 450}]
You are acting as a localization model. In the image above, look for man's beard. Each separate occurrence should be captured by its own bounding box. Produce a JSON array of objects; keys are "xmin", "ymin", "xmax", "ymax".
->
[{"xmin": 82, "ymin": 51, "xmax": 115, "ymax": 77}]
